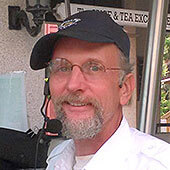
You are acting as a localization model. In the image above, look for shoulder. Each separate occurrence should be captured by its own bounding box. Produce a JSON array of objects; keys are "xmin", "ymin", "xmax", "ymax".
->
[
  {"xmin": 129, "ymin": 127, "xmax": 169, "ymax": 149},
  {"xmin": 129, "ymin": 127, "xmax": 170, "ymax": 168}
]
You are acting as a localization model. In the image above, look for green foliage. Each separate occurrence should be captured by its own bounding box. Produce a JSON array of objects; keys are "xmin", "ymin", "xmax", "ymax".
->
[
  {"xmin": 160, "ymin": 85, "xmax": 170, "ymax": 116},
  {"xmin": 162, "ymin": 60, "xmax": 168, "ymax": 77},
  {"xmin": 163, "ymin": 35, "xmax": 170, "ymax": 61},
  {"xmin": 160, "ymin": 34, "xmax": 170, "ymax": 116}
]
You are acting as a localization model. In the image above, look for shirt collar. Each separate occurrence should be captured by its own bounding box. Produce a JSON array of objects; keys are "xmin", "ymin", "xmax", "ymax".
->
[
  {"xmin": 84, "ymin": 117, "xmax": 133, "ymax": 170},
  {"xmin": 47, "ymin": 139, "xmax": 75, "ymax": 170}
]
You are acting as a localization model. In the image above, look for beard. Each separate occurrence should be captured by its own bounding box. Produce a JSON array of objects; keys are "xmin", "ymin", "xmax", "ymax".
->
[{"xmin": 51, "ymin": 91, "xmax": 104, "ymax": 140}]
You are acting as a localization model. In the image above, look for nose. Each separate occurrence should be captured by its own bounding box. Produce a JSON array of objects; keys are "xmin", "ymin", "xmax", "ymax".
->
[{"xmin": 66, "ymin": 66, "xmax": 88, "ymax": 92}]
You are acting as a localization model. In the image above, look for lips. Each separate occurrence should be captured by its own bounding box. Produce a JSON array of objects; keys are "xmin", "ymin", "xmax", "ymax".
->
[
  {"xmin": 65, "ymin": 101, "xmax": 90, "ymax": 107},
  {"xmin": 62, "ymin": 101, "xmax": 93, "ymax": 115}
]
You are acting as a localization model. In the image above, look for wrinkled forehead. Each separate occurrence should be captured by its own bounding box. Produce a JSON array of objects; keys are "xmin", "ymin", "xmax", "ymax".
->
[
  {"xmin": 53, "ymin": 37, "xmax": 117, "ymax": 50},
  {"xmin": 52, "ymin": 37, "xmax": 121, "ymax": 63}
]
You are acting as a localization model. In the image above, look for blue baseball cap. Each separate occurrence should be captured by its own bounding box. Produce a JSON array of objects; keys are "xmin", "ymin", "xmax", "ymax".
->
[{"xmin": 30, "ymin": 10, "xmax": 130, "ymax": 70}]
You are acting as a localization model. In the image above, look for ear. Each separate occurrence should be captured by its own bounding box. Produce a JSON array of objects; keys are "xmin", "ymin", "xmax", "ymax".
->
[{"xmin": 119, "ymin": 73, "xmax": 135, "ymax": 105}]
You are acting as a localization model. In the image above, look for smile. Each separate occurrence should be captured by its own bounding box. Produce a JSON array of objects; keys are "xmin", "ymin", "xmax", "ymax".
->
[
  {"xmin": 68, "ymin": 102, "xmax": 88, "ymax": 107},
  {"xmin": 62, "ymin": 101, "xmax": 93, "ymax": 112}
]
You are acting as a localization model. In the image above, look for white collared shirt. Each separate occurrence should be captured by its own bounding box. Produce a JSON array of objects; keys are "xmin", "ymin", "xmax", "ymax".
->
[{"xmin": 46, "ymin": 117, "xmax": 170, "ymax": 170}]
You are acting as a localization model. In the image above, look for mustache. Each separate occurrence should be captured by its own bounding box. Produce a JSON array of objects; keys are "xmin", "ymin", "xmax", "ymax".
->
[{"xmin": 51, "ymin": 91, "xmax": 101, "ymax": 109}]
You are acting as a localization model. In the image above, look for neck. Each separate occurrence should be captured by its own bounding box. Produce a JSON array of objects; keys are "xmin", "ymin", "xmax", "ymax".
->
[{"xmin": 74, "ymin": 112, "xmax": 123, "ymax": 156}]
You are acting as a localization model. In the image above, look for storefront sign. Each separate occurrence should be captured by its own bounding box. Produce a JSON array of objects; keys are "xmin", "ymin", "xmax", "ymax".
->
[{"xmin": 57, "ymin": 3, "xmax": 170, "ymax": 30}]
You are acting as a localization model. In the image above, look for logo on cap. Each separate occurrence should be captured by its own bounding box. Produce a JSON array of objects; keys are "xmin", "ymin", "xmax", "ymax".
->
[{"xmin": 59, "ymin": 18, "xmax": 81, "ymax": 30}]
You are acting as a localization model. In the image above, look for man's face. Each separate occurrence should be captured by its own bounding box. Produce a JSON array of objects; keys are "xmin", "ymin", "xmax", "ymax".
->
[{"xmin": 49, "ymin": 38, "xmax": 125, "ymax": 139}]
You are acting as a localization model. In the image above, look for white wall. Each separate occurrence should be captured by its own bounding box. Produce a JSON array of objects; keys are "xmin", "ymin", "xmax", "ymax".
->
[{"xmin": 0, "ymin": 0, "xmax": 45, "ymax": 130}]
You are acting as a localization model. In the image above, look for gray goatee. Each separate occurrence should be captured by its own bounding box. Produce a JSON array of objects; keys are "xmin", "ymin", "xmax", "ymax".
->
[{"xmin": 51, "ymin": 92, "xmax": 104, "ymax": 139}]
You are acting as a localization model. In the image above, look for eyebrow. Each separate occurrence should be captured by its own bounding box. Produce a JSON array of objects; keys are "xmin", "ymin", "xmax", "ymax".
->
[
  {"xmin": 84, "ymin": 58, "xmax": 105, "ymax": 65},
  {"xmin": 50, "ymin": 57, "xmax": 107, "ymax": 67}
]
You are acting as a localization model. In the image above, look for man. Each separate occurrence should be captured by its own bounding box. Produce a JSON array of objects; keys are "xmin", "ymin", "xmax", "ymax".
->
[{"xmin": 30, "ymin": 11, "xmax": 170, "ymax": 170}]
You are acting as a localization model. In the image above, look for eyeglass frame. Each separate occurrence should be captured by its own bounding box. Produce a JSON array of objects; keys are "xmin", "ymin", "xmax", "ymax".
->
[{"xmin": 47, "ymin": 58, "xmax": 122, "ymax": 79}]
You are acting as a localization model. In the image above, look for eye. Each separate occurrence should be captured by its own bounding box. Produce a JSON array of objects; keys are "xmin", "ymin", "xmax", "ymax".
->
[
  {"xmin": 50, "ymin": 64, "xmax": 71, "ymax": 73},
  {"xmin": 83, "ymin": 61, "xmax": 105, "ymax": 73},
  {"xmin": 58, "ymin": 66, "xmax": 70, "ymax": 72},
  {"xmin": 90, "ymin": 65, "xmax": 100, "ymax": 71},
  {"xmin": 49, "ymin": 58, "xmax": 72, "ymax": 74},
  {"xmin": 89, "ymin": 63, "xmax": 104, "ymax": 72}
]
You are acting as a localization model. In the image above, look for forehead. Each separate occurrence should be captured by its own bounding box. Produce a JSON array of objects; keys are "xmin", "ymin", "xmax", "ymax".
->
[{"xmin": 52, "ymin": 37, "xmax": 120, "ymax": 65}]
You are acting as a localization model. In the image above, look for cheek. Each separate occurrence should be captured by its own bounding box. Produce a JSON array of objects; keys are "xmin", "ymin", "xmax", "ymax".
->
[
  {"xmin": 92, "ymin": 78, "xmax": 120, "ymax": 109},
  {"xmin": 104, "ymin": 87, "xmax": 120, "ymax": 109},
  {"xmin": 49, "ymin": 76, "xmax": 66, "ymax": 96}
]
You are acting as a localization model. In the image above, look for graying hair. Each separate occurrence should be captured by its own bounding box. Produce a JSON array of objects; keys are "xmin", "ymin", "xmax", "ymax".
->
[{"xmin": 118, "ymin": 50, "xmax": 134, "ymax": 86}]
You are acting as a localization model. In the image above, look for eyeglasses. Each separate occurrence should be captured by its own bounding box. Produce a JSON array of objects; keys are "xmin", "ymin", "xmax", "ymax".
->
[{"xmin": 48, "ymin": 58, "xmax": 121, "ymax": 81}]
